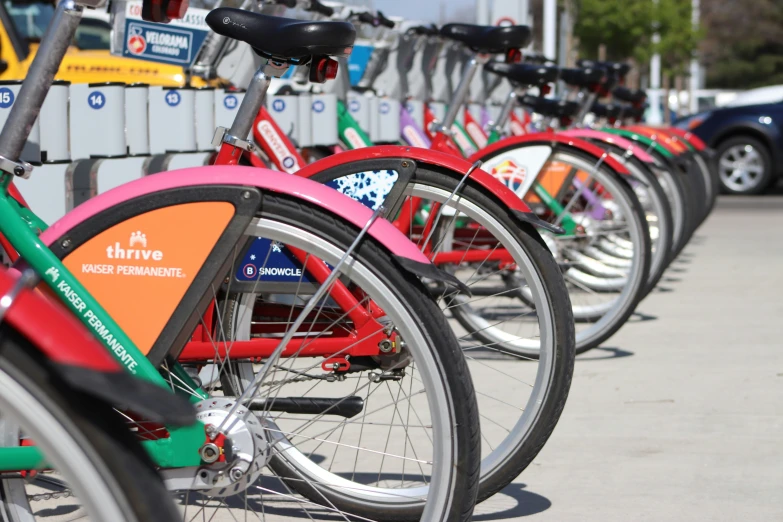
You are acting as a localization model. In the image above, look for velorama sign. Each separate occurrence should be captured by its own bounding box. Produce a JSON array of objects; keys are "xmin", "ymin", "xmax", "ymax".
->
[{"xmin": 120, "ymin": 1, "xmax": 210, "ymax": 66}]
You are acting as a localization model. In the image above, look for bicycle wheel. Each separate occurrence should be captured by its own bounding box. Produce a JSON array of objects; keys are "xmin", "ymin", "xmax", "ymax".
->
[
  {"xmin": 694, "ymin": 150, "xmax": 719, "ymax": 219},
  {"xmin": 0, "ymin": 325, "xmax": 180, "ymax": 522},
  {"xmin": 622, "ymin": 155, "xmax": 674, "ymax": 296},
  {"xmin": 178, "ymin": 193, "xmax": 480, "ymax": 522},
  {"xmin": 481, "ymin": 148, "xmax": 651, "ymax": 354},
  {"xmin": 649, "ymin": 161, "xmax": 689, "ymax": 262},
  {"xmin": 307, "ymin": 164, "xmax": 575, "ymax": 502}
]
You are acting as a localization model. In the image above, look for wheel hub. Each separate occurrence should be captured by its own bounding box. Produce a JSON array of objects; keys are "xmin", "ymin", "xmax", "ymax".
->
[{"xmin": 193, "ymin": 398, "xmax": 269, "ymax": 497}]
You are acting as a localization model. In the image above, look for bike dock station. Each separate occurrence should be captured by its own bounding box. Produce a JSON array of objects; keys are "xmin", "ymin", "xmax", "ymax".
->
[{"xmin": 0, "ymin": 0, "xmax": 777, "ymax": 520}]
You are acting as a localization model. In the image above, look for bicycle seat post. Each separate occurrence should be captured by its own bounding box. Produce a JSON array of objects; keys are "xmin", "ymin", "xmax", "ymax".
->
[
  {"xmin": 486, "ymin": 88, "xmax": 518, "ymax": 137},
  {"xmin": 230, "ymin": 62, "xmax": 283, "ymax": 140},
  {"xmin": 573, "ymin": 89, "xmax": 599, "ymax": 127},
  {"xmin": 0, "ymin": 0, "xmax": 85, "ymax": 177},
  {"xmin": 433, "ymin": 53, "xmax": 487, "ymax": 136}
]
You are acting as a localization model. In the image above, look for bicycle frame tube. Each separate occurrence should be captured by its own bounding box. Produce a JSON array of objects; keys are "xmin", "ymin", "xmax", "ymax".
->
[
  {"xmin": 486, "ymin": 90, "xmax": 517, "ymax": 143},
  {"xmin": 337, "ymin": 100, "xmax": 374, "ymax": 149},
  {"xmin": 0, "ymin": 0, "xmax": 80, "ymax": 160},
  {"xmin": 0, "ymin": 185, "xmax": 206, "ymax": 471},
  {"xmin": 463, "ymin": 108, "xmax": 488, "ymax": 149},
  {"xmin": 0, "ymin": 0, "xmax": 209, "ymax": 472},
  {"xmin": 399, "ymin": 105, "xmax": 432, "ymax": 148},
  {"xmin": 252, "ymin": 107, "xmax": 306, "ymax": 173}
]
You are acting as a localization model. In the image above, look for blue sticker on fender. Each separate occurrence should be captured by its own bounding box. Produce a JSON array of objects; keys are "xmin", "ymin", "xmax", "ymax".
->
[
  {"xmin": 236, "ymin": 238, "xmax": 315, "ymax": 283},
  {"xmin": 236, "ymin": 170, "xmax": 398, "ymax": 283}
]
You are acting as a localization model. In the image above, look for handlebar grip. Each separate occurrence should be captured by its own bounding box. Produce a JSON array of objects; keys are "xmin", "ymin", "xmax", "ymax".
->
[
  {"xmin": 409, "ymin": 24, "xmax": 438, "ymax": 37},
  {"xmin": 526, "ymin": 53, "xmax": 555, "ymax": 65},
  {"xmin": 376, "ymin": 10, "xmax": 395, "ymax": 28},
  {"xmin": 355, "ymin": 11, "xmax": 377, "ymax": 25},
  {"xmin": 272, "ymin": 0, "xmax": 297, "ymax": 8},
  {"xmin": 309, "ymin": 0, "xmax": 334, "ymax": 17}
]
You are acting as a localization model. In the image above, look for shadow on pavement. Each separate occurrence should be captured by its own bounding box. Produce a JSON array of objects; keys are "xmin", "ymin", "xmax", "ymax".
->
[
  {"xmin": 628, "ymin": 311, "xmax": 658, "ymax": 322},
  {"xmin": 576, "ymin": 346, "xmax": 634, "ymax": 360},
  {"xmin": 472, "ymin": 482, "xmax": 551, "ymax": 520}
]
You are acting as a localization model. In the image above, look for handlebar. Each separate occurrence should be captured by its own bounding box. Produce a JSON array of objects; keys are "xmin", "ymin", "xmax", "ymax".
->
[
  {"xmin": 270, "ymin": 0, "xmax": 297, "ymax": 8},
  {"xmin": 354, "ymin": 11, "xmax": 378, "ymax": 26},
  {"xmin": 308, "ymin": 0, "xmax": 334, "ymax": 17},
  {"xmin": 350, "ymin": 10, "xmax": 395, "ymax": 28},
  {"xmin": 376, "ymin": 10, "xmax": 395, "ymax": 28},
  {"xmin": 526, "ymin": 53, "xmax": 556, "ymax": 65},
  {"xmin": 408, "ymin": 24, "xmax": 439, "ymax": 37}
]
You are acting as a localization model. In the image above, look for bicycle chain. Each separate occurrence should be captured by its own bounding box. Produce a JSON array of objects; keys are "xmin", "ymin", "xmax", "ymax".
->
[
  {"xmin": 29, "ymin": 489, "xmax": 73, "ymax": 502},
  {"xmin": 25, "ymin": 375, "xmax": 345, "ymax": 505}
]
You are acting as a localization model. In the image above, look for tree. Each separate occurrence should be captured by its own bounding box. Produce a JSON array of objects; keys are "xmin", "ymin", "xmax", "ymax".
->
[
  {"xmin": 654, "ymin": 0, "xmax": 702, "ymax": 78},
  {"xmin": 572, "ymin": 0, "xmax": 700, "ymax": 74},
  {"xmin": 700, "ymin": 0, "xmax": 783, "ymax": 88},
  {"xmin": 571, "ymin": 0, "xmax": 657, "ymax": 64}
]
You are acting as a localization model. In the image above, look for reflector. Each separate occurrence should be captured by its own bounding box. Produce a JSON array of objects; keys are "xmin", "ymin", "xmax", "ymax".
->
[
  {"xmin": 142, "ymin": 0, "xmax": 190, "ymax": 23},
  {"xmin": 309, "ymin": 56, "xmax": 339, "ymax": 84}
]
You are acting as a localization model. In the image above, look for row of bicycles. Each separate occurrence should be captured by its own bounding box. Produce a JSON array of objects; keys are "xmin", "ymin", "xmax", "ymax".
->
[{"xmin": 0, "ymin": 0, "xmax": 716, "ymax": 520}]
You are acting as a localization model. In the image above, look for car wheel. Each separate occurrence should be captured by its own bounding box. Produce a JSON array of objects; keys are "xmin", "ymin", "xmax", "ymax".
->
[{"xmin": 715, "ymin": 135, "xmax": 774, "ymax": 195}]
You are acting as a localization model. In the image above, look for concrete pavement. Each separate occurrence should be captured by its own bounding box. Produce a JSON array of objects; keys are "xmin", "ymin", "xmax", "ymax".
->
[{"xmin": 473, "ymin": 195, "xmax": 783, "ymax": 521}]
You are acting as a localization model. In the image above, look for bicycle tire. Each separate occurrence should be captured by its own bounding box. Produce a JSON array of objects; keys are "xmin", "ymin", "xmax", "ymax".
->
[
  {"xmin": 212, "ymin": 193, "xmax": 481, "ymax": 522},
  {"xmin": 308, "ymin": 164, "xmax": 576, "ymax": 502},
  {"xmin": 624, "ymin": 157, "xmax": 675, "ymax": 297},
  {"xmin": 0, "ymin": 325, "xmax": 181, "ymax": 522}
]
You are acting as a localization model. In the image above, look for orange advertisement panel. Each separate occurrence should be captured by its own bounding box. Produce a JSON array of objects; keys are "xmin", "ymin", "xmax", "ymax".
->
[
  {"xmin": 524, "ymin": 161, "xmax": 584, "ymax": 204},
  {"xmin": 62, "ymin": 202, "xmax": 235, "ymax": 355}
]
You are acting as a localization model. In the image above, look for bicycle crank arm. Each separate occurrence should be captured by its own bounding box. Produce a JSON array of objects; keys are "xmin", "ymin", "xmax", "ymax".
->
[{"xmin": 247, "ymin": 396, "xmax": 365, "ymax": 419}]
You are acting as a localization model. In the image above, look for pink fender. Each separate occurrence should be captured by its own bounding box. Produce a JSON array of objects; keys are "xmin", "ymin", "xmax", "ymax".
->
[
  {"xmin": 469, "ymin": 132, "xmax": 631, "ymax": 175},
  {"xmin": 559, "ymin": 129, "xmax": 655, "ymax": 164},
  {"xmin": 40, "ymin": 166, "xmax": 430, "ymax": 266}
]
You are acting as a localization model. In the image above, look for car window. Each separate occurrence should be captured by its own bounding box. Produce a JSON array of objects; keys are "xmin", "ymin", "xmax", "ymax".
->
[
  {"xmin": 5, "ymin": 0, "xmax": 53, "ymax": 41},
  {"xmin": 74, "ymin": 18, "xmax": 111, "ymax": 50},
  {"xmin": 5, "ymin": 1, "xmax": 110, "ymax": 50}
]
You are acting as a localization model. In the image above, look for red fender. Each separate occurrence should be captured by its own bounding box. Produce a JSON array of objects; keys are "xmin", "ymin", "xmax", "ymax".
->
[
  {"xmin": 625, "ymin": 126, "xmax": 687, "ymax": 154},
  {"xmin": 0, "ymin": 268, "xmax": 195, "ymax": 426},
  {"xmin": 294, "ymin": 145, "xmax": 532, "ymax": 213},
  {"xmin": 662, "ymin": 127, "xmax": 707, "ymax": 151},
  {"xmin": 0, "ymin": 268, "xmax": 118, "ymax": 372},
  {"xmin": 468, "ymin": 132, "xmax": 631, "ymax": 175}
]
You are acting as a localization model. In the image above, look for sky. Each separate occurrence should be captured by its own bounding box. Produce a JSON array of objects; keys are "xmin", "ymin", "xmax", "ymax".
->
[{"xmin": 371, "ymin": 0, "xmax": 476, "ymax": 24}]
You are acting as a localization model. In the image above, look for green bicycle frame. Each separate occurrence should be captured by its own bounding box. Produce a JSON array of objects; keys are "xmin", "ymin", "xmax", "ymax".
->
[
  {"xmin": 0, "ymin": 175, "xmax": 206, "ymax": 471},
  {"xmin": 601, "ymin": 128, "xmax": 675, "ymax": 159},
  {"xmin": 449, "ymin": 118, "xmax": 479, "ymax": 156},
  {"xmin": 337, "ymin": 100, "xmax": 375, "ymax": 149}
]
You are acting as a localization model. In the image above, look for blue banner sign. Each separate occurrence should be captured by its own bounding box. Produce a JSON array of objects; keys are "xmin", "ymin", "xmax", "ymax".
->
[{"xmin": 119, "ymin": 2, "xmax": 210, "ymax": 67}]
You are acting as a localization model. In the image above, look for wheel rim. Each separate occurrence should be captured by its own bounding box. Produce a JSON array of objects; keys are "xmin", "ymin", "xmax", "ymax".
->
[
  {"xmin": 542, "ymin": 153, "xmax": 648, "ymax": 349},
  {"xmin": 185, "ymin": 216, "xmax": 460, "ymax": 519},
  {"xmin": 0, "ymin": 368, "xmax": 131, "ymax": 522},
  {"xmin": 719, "ymin": 144, "xmax": 765, "ymax": 192},
  {"xmin": 402, "ymin": 183, "xmax": 558, "ymax": 479}
]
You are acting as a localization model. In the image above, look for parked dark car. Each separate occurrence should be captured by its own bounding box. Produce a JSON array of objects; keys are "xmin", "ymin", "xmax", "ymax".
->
[{"xmin": 675, "ymin": 99, "xmax": 783, "ymax": 194}]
